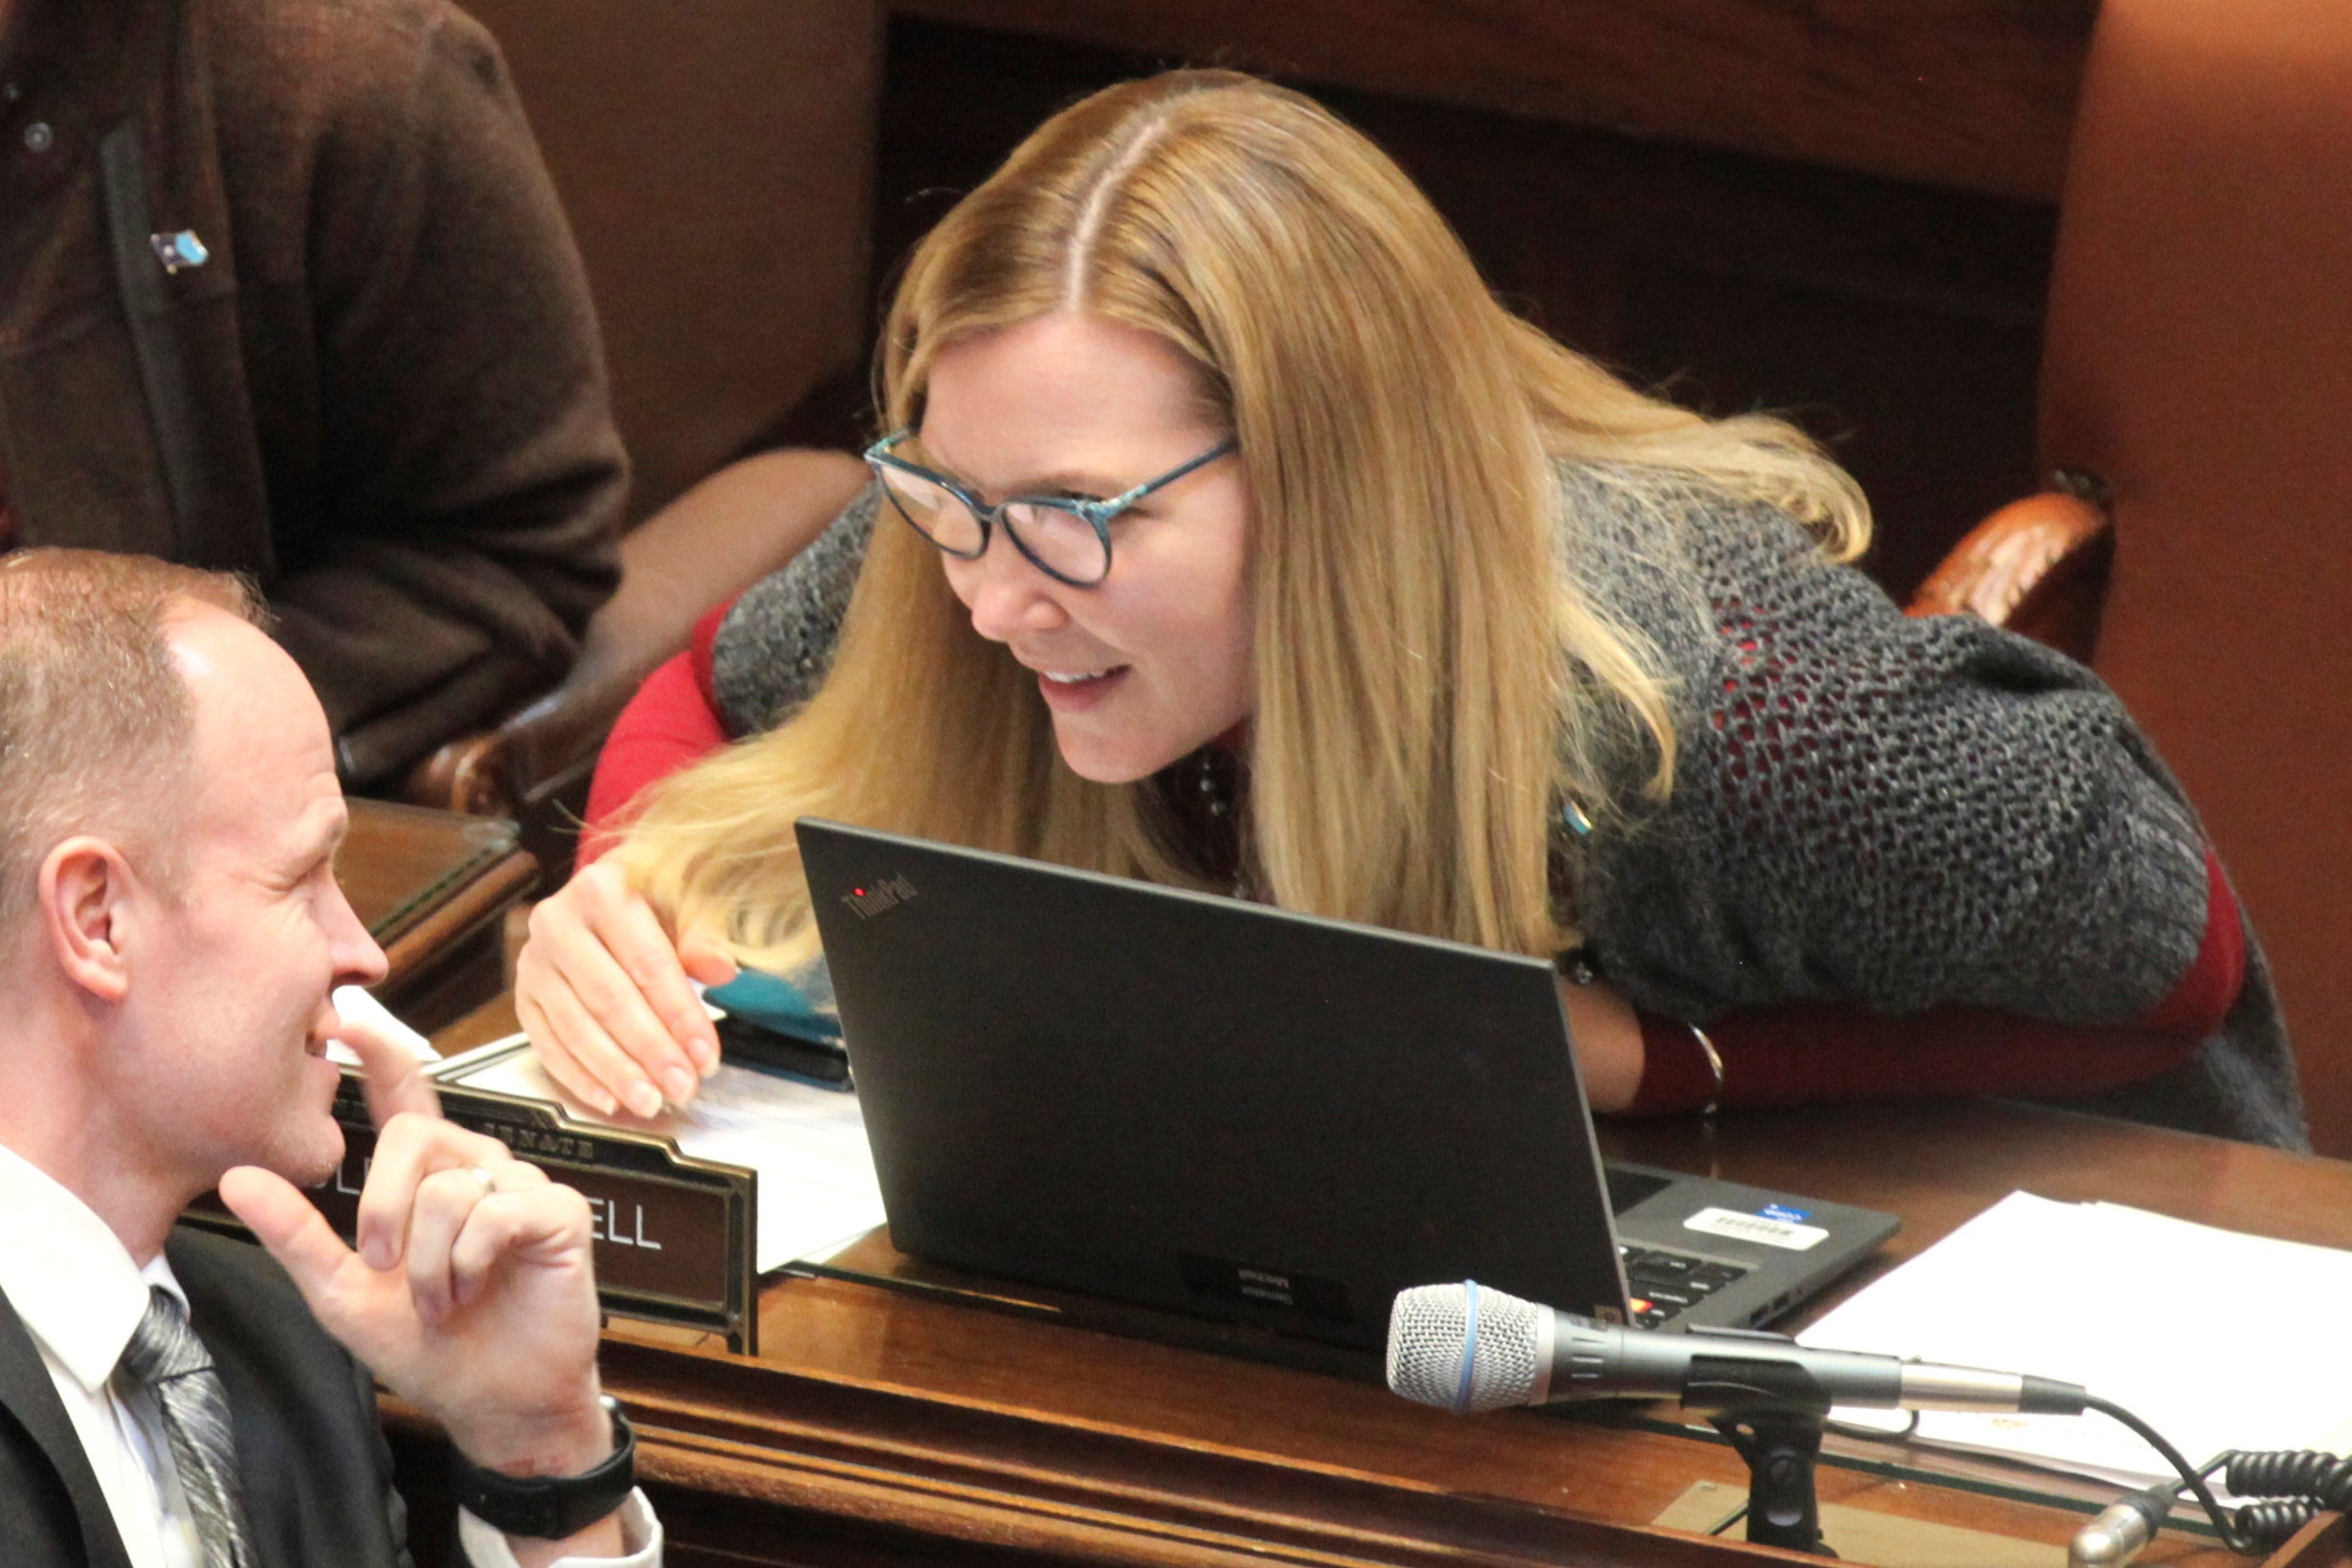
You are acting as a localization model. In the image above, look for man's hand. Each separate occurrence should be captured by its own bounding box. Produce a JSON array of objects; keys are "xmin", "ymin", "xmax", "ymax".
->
[
  {"xmin": 221, "ymin": 1115, "xmax": 611, "ymax": 1475},
  {"xmin": 221, "ymin": 1005, "xmax": 617, "ymax": 1483}
]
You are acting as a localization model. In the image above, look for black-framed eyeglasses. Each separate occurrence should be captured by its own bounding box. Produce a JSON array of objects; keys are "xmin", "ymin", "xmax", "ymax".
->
[{"xmin": 863, "ymin": 431, "xmax": 1238, "ymax": 587}]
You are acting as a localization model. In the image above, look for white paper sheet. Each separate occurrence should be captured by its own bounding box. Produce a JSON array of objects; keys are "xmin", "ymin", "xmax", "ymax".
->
[
  {"xmin": 1799, "ymin": 1190, "xmax": 2352, "ymax": 1486},
  {"xmin": 432, "ymin": 1034, "xmax": 886, "ymax": 1273}
]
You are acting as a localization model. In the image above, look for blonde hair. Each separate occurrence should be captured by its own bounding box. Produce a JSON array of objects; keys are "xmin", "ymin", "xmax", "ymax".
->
[
  {"xmin": 618, "ymin": 71, "xmax": 1867, "ymax": 969},
  {"xmin": 0, "ymin": 550, "xmax": 262, "ymax": 945}
]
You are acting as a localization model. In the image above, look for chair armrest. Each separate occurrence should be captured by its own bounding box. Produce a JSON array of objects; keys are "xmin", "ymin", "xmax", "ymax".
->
[
  {"xmin": 1906, "ymin": 489, "xmax": 2114, "ymax": 661},
  {"xmin": 403, "ymin": 731, "xmax": 513, "ymax": 816}
]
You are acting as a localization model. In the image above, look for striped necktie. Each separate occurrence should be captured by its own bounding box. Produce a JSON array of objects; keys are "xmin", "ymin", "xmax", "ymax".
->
[{"xmin": 116, "ymin": 1286, "xmax": 253, "ymax": 1568}]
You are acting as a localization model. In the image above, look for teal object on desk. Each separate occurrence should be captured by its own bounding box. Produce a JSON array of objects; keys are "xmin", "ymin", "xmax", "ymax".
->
[{"xmin": 705, "ymin": 967, "xmax": 843, "ymax": 1049}]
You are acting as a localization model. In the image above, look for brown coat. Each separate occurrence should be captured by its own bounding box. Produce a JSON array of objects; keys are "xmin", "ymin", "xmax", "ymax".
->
[{"xmin": 0, "ymin": 0, "xmax": 625, "ymax": 783}]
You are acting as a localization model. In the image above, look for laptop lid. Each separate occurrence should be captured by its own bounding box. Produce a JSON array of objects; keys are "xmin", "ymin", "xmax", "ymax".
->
[{"xmin": 797, "ymin": 819, "xmax": 1893, "ymax": 1352}]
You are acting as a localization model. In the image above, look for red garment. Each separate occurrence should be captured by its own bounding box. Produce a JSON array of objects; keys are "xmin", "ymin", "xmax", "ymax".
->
[
  {"xmin": 580, "ymin": 602, "xmax": 736, "ymax": 860},
  {"xmin": 1625, "ymin": 847, "xmax": 2246, "ymax": 1113},
  {"xmin": 582, "ymin": 618, "xmax": 2247, "ymax": 1106}
]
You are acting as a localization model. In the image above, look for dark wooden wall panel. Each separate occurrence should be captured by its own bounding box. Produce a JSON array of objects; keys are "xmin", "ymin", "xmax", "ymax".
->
[
  {"xmin": 469, "ymin": 0, "xmax": 881, "ymax": 520},
  {"xmin": 868, "ymin": 19, "xmax": 2058, "ymax": 600},
  {"xmin": 894, "ymin": 0, "xmax": 2096, "ymax": 200}
]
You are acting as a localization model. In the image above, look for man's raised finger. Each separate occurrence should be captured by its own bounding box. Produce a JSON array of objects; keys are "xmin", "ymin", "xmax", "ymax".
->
[{"xmin": 337, "ymin": 1007, "xmax": 443, "ymax": 1126}]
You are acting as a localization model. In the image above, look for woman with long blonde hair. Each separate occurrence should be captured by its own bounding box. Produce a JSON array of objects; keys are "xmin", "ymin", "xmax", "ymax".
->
[{"xmin": 518, "ymin": 72, "xmax": 2301, "ymax": 1148}]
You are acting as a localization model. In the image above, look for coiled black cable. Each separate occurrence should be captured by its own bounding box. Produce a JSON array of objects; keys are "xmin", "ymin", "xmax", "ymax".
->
[
  {"xmin": 2222, "ymin": 1448, "xmax": 2352, "ymax": 1510},
  {"xmin": 2078, "ymin": 1399, "xmax": 2352, "ymax": 1558},
  {"xmin": 2210, "ymin": 1449, "xmax": 2352, "ymax": 1554},
  {"xmin": 2226, "ymin": 1495, "xmax": 2319, "ymax": 1550},
  {"xmin": 2082, "ymin": 1395, "xmax": 2271, "ymax": 1556}
]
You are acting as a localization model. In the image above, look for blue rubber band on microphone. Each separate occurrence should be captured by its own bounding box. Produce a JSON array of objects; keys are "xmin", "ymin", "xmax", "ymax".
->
[{"xmin": 1453, "ymin": 1280, "xmax": 1481, "ymax": 1415}]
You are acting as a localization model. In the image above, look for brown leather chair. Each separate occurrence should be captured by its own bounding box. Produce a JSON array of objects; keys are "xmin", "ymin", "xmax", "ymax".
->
[
  {"xmin": 400, "ymin": 0, "xmax": 881, "ymax": 872},
  {"xmin": 465, "ymin": 0, "xmax": 879, "ymax": 525},
  {"xmin": 1912, "ymin": 0, "xmax": 2352, "ymax": 1153}
]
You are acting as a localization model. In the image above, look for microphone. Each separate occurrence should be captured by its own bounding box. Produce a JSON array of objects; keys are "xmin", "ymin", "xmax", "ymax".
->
[{"xmin": 1387, "ymin": 1281, "xmax": 2089, "ymax": 1416}]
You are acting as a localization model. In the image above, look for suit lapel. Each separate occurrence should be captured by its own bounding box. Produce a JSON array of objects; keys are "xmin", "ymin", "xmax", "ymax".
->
[{"xmin": 0, "ymin": 1285, "xmax": 138, "ymax": 1568}]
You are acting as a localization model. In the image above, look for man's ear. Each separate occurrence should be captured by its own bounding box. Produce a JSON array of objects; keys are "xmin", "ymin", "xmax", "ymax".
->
[{"xmin": 39, "ymin": 837, "xmax": 146, "ymax": 1004}]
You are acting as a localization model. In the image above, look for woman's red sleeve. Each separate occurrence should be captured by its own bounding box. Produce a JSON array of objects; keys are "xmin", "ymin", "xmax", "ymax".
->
[
  {"xmin": 580, "ymin": 602, "xmax": 736, "ymax": 862},
  {"xmin": 1626, "ymin": 848, "xmax": 2248, "ymax": 1114}
]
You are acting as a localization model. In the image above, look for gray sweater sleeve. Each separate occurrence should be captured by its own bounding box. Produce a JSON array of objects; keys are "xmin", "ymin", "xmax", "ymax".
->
[
  {"xmin": 724, "ymin": 473, "xmax": 2213, "ymax": 1028},
  {"xmin": 699, "ymin": 465, "xmax": 2301, "ymax": 1142},
  {"xmin": 1570, "ymin": 488, "xmax": 2211, "ymax": 1029},
  {"xmin": 709, "ymin": 484, "xmax": 879, "ymax": 736}
]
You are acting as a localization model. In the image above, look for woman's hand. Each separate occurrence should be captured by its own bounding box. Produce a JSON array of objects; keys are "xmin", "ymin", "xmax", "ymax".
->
[
  {"xmin": 1557, "ymin": 975, "xmax": 1645, "ymax": 1114},
  {"xmin": 514, "ymin": 857, "xmax": 738, "ymax": 1115}
]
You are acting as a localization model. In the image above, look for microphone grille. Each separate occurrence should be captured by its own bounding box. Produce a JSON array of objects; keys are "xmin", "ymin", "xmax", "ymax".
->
[{"xmin": 1386, "ymin": 1282, "xmax": 1545, "ymax": 1414}]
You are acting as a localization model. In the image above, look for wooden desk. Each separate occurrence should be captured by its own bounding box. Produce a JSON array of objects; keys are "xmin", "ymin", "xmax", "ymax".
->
[
  {"xmin": 338, "ymin": 800, "xmax": 538, "ymax": 1033},
  {"xmin": 394, "ymin": 1004, "xmax": 2352, "ymax": 1567}
]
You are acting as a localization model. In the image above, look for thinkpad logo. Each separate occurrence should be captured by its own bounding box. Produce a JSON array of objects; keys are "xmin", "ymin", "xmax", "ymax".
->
[{"xmin": 840, "ymin": 872, "xmax": 918, "ymax": 919}]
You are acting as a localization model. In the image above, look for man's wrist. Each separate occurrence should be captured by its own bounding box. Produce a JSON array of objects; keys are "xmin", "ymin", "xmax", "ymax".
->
[
  {"xmin": 451, "ymin": 1387, "xmax": 614, "ymax": 1478},
  {"xmin": 452, "ymin": 1395, "xmax": 636, "ymax": 1540}
]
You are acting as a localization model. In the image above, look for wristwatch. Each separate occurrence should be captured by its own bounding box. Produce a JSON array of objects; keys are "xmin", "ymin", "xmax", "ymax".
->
[{"xmin": 451, "ymin": 1395, "xmax": 636, "ymax": 1539}]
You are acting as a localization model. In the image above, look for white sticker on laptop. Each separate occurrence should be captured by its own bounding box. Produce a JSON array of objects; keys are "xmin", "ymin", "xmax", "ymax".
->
[{"xmin": 1683, "ymin": 1206, "xmax": 1829, "ymax": 1251}]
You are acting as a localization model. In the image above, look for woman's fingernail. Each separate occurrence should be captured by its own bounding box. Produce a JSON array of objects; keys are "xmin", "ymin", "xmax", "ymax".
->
[
  {"xmin": 662, "ymin": 1069, "xmax": 696, "ymax": 1104},
  {"xmin": 626, "ymin": 1081, "xmax": 663, "ymax": 1118}
]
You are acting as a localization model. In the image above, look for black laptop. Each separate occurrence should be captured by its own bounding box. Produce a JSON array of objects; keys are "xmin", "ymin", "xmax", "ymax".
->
[{"xmin": 797, "ymin": 819, "xmax": 1897, "ymax": 1354}]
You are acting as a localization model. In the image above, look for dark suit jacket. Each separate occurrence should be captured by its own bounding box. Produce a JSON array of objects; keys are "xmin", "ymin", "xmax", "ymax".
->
[{"xmin": 0, "ymin": 1226, "xmax": 412, "ymax": 1568}]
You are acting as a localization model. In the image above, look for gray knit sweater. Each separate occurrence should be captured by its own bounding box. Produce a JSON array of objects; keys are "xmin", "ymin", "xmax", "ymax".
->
[{"xmin": 711, "ymin": 475, "xmax": 2307, "ymax": 1149}]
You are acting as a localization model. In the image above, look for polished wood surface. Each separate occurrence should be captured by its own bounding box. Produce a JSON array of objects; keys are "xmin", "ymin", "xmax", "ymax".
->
[
  {"xmin": 615, "ymin": 1104, "xmax": 2339, "ymax": 1565},
  {"xmin": 1906, "ymin": 490, "xmax": 2112, "ymax": 660},
  {"xmin": 406, "ymin": 994, "xmax": 2352, "ymax": 1565},
  {"xmin": 338, "ymin": 799, "xmax": 537, "ymax": 1032},
  {"xmin": 894, "ymin": 0, "xmax": 2094, "ymax": 200}
]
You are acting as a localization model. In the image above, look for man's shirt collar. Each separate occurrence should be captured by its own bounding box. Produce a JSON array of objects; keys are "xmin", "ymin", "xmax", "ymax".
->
[{"xmin": 0, "ymin": 1140, "xmax": 186, "ymax": 1393}]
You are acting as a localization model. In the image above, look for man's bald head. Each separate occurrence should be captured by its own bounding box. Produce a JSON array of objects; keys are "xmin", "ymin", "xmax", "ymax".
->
[{"xmin": 0, "ymin": 550, "xmax": 262, "ymax": 947}]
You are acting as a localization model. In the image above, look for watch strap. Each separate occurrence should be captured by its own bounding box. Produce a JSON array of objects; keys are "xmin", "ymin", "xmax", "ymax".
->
[{"xmin": 450, "ymin": 1396, "xmax": 635, "ymax": 1540}]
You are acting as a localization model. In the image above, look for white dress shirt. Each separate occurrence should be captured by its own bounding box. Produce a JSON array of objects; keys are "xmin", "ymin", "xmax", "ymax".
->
[{"xmin": 0, "ymin": 1143, "xmax": 659, "ymax": 1566}]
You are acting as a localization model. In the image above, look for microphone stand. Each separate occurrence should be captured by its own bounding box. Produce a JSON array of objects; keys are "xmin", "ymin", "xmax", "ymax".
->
[
  {"xmin": 1704, "ymin": 1402, "xmax": 1832, "ymax": 1555},
  {"xmin": 1685, "ymin": 1364, "xmax": 1844, "ymax": 1557}
]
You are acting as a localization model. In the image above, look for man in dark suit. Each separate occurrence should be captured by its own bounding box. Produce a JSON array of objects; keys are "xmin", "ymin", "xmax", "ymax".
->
[{"xmin": 0, "ymin": 549, "xmax": 657, "ymax": 1565}]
